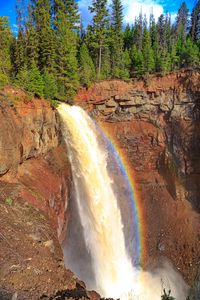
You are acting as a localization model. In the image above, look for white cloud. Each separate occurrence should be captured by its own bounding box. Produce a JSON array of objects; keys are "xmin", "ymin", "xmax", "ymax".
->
[
  {"xmin": 170, "ymin": 12, "xmax": 177, "ymax": 24},
  {"xmin": 78, "ymin": 0, "xmax": 165, "ymax": 27},
  {"xmin": 122, "ymin": 0, "xmax": 164, "ymax": 24},
  {"xmin": 12, "ymin": 24, "xmax": 19, "ymax": 35}
]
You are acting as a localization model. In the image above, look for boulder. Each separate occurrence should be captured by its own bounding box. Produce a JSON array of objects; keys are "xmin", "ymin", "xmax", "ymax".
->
[{"xmin": 105, "ymin": 99, "xmax": 117, "ymax": 108}]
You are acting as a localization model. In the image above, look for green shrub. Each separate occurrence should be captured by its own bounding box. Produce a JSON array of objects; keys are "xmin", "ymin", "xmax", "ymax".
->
[
  {"xmin": 79, "ymin": 43, "xmax": 96, "ymax": 87},
  {"xmin": 15, "ymin": 64, "xmax": 44, "ymax": 97},
  {"xmin": 161, "ymin": 289, "xmax": 175, "ymax": 300},
  {"xmin": 5, "ymin": 197, "xmax": 13, "ymax": 206},
  {"xmin": 27, "ymin": 64, "xmax": 44, "ymax": 97},
  {"xmin": 43, "ymin": 69, "xmax": 58, "ymax": 99},
  {"xmin": 0, "ymin": 73, "xmax": 9, "ymax": 88},
  {"xmin": 15, "ymin": 66, "xmax": 29, "ymax": 90},
  {"xmin": 49, "ymin": 99, "xmax": 59, "ymax": 108}
]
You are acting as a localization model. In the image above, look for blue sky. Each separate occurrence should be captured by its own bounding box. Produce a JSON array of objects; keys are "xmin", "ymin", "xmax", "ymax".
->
[{"xmin": 0, "ymin": 0, "xmax": 195, "ymax": 31}]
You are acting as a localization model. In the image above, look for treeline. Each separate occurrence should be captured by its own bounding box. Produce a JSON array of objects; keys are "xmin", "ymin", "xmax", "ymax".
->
[{"xmin": 0, "ymin": 0, "xmax": 200, "ymax": 100}]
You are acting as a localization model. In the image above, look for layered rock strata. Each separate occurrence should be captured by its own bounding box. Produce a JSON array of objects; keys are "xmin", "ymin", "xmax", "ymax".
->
[
  {"xmin": 76, "ymin": 70, "xmax": 200, "ymax": 283},
  {"xmin": 0, "ymin": 88, "xmax": 71, "ymax": 242}
]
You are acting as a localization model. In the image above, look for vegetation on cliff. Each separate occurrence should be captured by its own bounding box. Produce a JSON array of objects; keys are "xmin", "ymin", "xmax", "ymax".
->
[{"xmin": 0, "ymin": 0, "xmax": 200, "ymax": 100}]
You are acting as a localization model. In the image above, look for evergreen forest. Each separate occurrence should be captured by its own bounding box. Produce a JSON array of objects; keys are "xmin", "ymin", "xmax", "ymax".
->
[{"xmin": 0, "ymin": 0, "xmax": 200, "ymax": 100}]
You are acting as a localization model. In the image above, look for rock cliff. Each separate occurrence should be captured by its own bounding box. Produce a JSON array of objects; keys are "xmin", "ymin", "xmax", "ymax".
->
[
  {"xmin": 0, "ymin": 70, "xmax": 200, "ymax": 298},
  {"xmin": 0, "ymin": 87, "xmax": 71, "ymax": 245},
  {"xmin": 0, "ymin": 88, "xmax": 80, "ymax": 299},
  {"xmin": 76, "ymin": 69, "xmax": 200, "ymax": 284}
]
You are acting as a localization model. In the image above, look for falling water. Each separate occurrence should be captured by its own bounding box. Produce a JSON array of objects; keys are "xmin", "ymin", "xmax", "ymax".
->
[{"xmin": 58, "ymin": 103, "xmax": 188, "ymax": 300}]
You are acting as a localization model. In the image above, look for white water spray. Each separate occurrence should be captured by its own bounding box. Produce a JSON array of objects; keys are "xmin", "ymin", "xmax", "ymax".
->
[{"xmin": 58, "ymin": 103, "xmax": 188, "ymax": 300}]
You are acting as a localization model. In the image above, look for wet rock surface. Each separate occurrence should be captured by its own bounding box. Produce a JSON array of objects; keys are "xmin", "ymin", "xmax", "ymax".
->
[{"xmin": 40, "ymin": 283, "xmax": 100, "ymax": 300}]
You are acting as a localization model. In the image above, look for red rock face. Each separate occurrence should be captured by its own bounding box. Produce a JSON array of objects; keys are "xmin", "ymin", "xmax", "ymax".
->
[
  {"xmin": 76, "ymin": 69, "xmax": 200, "ymax": 106},
  {"xmin": 0, "ymin": 75, "xmax": 200, "ymax": 288},
  {"xmin": 0, "ymin": 91, "xmax": 72, "ymax": 243},
  {"xmin": 17, "ymin": 149, "xmax": 72, "ymax": 243},
  {"xmin": 102, "ymin": 120, "xmax": 200, "ymax": 284},
  {"xmin": 75, "ymin": 71, "xmax": 200, "ymax": 284},
  {"xmin": 0, "ymin": 89, "xmax": 102, "ymax": 300},
  {"xmin": 0, "ymin": 95, "xmax": 59, "ymax": 174}
]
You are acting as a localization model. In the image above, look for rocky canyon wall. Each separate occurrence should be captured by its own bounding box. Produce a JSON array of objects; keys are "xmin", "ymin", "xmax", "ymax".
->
[
  {"xmin": 0, "ymin": 89, "xmax": 98, "ymax": 300},
  {"xmin": 76, "ymin": 70, "xmax": 200, "ymax": 284},
  {"xmin": 0, "ymin": 88, "xmax": 71, "ymax": 242},
  {"xmin": 0, "ymin": 71, "xmax": 199, "ymax": 294}
]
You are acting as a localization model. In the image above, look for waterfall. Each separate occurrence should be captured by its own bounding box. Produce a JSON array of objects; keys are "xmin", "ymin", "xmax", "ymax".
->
[{"xmin": 58, "ymin": 103, "xmax": 188, "ymax": 300}]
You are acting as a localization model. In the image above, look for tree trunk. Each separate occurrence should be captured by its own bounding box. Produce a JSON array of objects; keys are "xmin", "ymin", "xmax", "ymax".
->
[{"xmin": 97, "ymin": 43, "xmax": 102, "ymax": 80}]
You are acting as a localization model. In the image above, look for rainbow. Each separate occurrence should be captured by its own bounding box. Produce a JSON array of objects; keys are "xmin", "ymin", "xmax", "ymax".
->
[{"xmin": 98, "ymin": 122, "xmax": 146, "ymax": 267}]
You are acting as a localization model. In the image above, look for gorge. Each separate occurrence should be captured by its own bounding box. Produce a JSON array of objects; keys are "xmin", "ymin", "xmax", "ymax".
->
[{"xmin": 0, "ymin": 70, "xmax": 200, "ymax": 299}]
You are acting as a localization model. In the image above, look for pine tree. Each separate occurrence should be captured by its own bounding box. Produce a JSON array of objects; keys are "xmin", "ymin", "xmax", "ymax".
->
[
  {"xmin": 15, "ymin": 65, "xmax": 29, "ymax": 89},
  {"xmin": 157, "ymin": 49, "xmax": 171, "ymax": 74},
  {"xmin": 54, "ymin": 0, "xmax": 79, "ymax": 99},
  {"xmin": 26, "ymin": 4, "xmax": 39, "ymax": 67},
  {"xmin": 53, "ymin": 0, "xmax": 80, "ymax": 30},
  {"xmin": 170, "ymin": 42, "xmax": 179, "ymax": 70},
  {"xmin": 121, "ymin": 49, "xmax": 131, "ymax": 78},
  {"xmin": 133, "ymin": 13, "xmax": 143, "ymax": 50},
  {"xmin": 190, "ymin": 0, "xmax": 200, "ymax": 42},
  {"xmin": 110, "ymin": 0, "xmax": 127, "ymax": 78},
  {"xmin": 2, "ymin": 0, "xmax": 200, "ymax": 95},
  {"xmin": 0, "ymin": 16, "xmax": 12, "ymax": 87},
  {"xmin": 124, "ymin": 24, "xmax": 133, "ymax": 50},
  {"xmin": 79, "ymin": 43, "xmax": 96, "ymax": 87},
  {"xmin": 13, "ymin": 0, "xmax": 27, "ymax": 74},
  {"xmin": 111, "ymin": 0, "xmax": 123, "ymax": 33},
  {"xmin": 149, "ymin": 13, "xmax": 157, "ymax": 48},
  {"xmin": 15, "ymin": 63, "xmax": 45, "ymax": 97},
  {"xmin": 130, "ymin": 45, "xmax": 144, "ymax": 77},
  {"xmin": 43, "ymin": 69, "xmax": 58, "ymax": 99},
  {"xmin": 165, "ymin": 13, "xmax": 172, "ymax": 52},
  {"xmin": 156, "ymin": 13, "xmax": 173, "ymax": 73},
  {"xmin": 30, "ymin": 0, "xmax": 55, "ymax": 72},
  {"xmin": 13, "ymin": 29, "xmax": 26, "ymax": 73},
  {"xmin": 157, "ymin": 14, "xmax": 166, "ymax": 51},
  {"xmin": 87, "ymin": 0, "xmax": 109, "ymax": 79},
  {"xmin": 142, "ymin": 28, "xmax": 155, "ymax": 74},
  {"xmin": 175, "ymin": 2, "xmax": 189, "ymax": 44},
  {"xmin": 101, "ymin": 47, "xmax": 112, "ymax": 79},
  {"xmin": 149, "ymin": 13, "xmax": 159, "ymax": 71},
  {"xmin": 180, "ymin": 37, "xmax": 199, "ymax": 67},
  {"xmin": 27, "ymin": 64, "xmax": 44, "ymax": 97}
]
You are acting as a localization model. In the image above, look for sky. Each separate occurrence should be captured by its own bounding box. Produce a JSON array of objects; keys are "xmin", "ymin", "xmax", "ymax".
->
[{"xmin": 0, "ymin": 0, "xmax": 195, "ymax": 31}]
